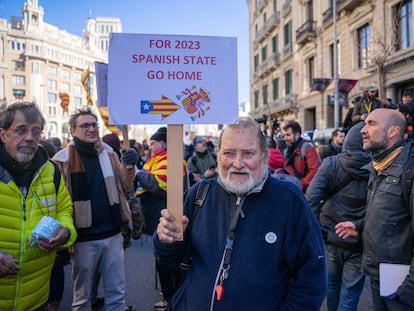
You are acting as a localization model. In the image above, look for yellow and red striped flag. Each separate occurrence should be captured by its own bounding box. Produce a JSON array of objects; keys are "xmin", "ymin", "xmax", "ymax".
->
[
  {"xmin": 98, "ymin": 106, "xmax": 121, "ymax": 135},
  {"xmin": 59, "ymin": 92, "xmax": 70, "ymax": 112},
  {"xmin": 81, "ymin": 68, "xmax": 93, "ymax": 106}
]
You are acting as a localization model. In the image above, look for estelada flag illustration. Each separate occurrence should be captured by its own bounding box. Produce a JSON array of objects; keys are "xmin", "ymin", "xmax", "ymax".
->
[
  {"xmin": 81, "ymin": 68, "xmax": 93, "ymax": 106},
  {"xmin": 59, "ymin": 92, "xmax": 70, "ymax": 113},
  {"xmin": 140, "ymin": 96, "xmax": 181, "ymax": 120}
]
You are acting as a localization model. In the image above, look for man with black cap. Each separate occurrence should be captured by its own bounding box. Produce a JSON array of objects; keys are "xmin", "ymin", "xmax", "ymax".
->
[
  {"xmin": 187, "ymin": 136, "xmax": 217, "ymax": 186},
  {"xmin": 134, "ymin": 126, "xmax": 188, "ymax": 311},
  {"xmin": 400, "ymin": 91, "xmax": 414, "ymax": 116}
]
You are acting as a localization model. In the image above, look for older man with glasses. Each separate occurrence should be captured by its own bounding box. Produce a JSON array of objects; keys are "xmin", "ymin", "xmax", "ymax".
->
[
  {"xmin": 53, "ymin": 107, "xmax": 138, "ymax": 310},
  {"xmin": 0, "ymin": 102, "xmax": 77, "ymax": 311}
]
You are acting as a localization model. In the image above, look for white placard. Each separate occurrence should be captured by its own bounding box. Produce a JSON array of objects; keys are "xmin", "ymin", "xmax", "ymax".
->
[
  {"xmin": 108, "ymin": 33, "xmax": 238, "ymax": 125},
  {"xmin": 379, "ymin": 263, "xmax": 410, "ymax": 296}
]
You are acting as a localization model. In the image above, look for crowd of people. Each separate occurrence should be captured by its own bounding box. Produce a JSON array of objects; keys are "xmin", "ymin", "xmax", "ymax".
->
[{"xmin": 1, "ymin": 86, "xmax": 414, "ymax": 311}]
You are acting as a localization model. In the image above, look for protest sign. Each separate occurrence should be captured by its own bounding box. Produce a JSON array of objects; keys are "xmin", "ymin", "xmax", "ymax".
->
[{"xmin": 108, "ymin": 33, "xmax": 238, "ymax": 125}]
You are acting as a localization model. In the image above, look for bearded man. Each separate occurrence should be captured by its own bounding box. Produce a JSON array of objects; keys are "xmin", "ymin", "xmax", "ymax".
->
[{"xmin": 154, "ymin": 117, "xmax": 326, "ymax": 310}]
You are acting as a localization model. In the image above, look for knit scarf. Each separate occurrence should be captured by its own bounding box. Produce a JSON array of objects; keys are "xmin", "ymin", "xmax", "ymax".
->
[
  {"xmin": 70, "ymin": 138, "xmax": 119, "ymax": 208},
  {"xmin": 372, "ymin": 142, "xmax": 405, "ymax": 173}
]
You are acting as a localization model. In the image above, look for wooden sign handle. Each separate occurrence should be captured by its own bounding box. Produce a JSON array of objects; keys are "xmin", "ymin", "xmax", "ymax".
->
[{"xmin": 167, "ymin": 125, "xmax": 184, "ymax": 240}]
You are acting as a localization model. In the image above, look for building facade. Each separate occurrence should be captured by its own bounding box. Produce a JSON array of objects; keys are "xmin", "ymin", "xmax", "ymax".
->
[
  {"xmin": 0, "ymin": 0, "xmax": 120, "ymax": 142},
  {"xmin": 0, "ymin": 0, "xmax": 220, "ymax": 144},
  {"xmin": 247, "ymin": 0, "xmax": 414, "ymax": 132}
]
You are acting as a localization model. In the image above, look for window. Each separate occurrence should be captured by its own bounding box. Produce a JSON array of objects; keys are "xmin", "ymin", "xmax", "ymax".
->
[
  {"xmin": 254, "ymin": 54, "xmax": 259, "ymax": 72},
  {"xmin": 263, "ymin": 12, "xmax": 267, "ymax": 23},
  {"xmin": 357, "ymin": 24, "xmax": 371, "ymax": 69},
  {"xmin": 273, "ymin": 0, "xmax": 277, "ymax": 12},
  {"xmin": 13, "ymin": 89, "xmax": 25, "ymax": 99},
  {"xmin": 47, "ymin": 66, "xmax": 57, "ymax": 77},
  {"xmin": 74, "ymin": 72, "xmax": 81, "ymax": 82},
  {"xmin": 307, "ymin": 56, "xmax": 315, "ymax": 89},
  {"xmin": 48, "ymin": 80, "xmax": 57, "ymax": 90},
  {"xmin": 284, "ymin": 69, "xmax": 293, "ymax": 95},
  {"xmin": 254, "ymin": 90, "xmax": 260, "ymax": 109},
  {"xmin": 12, "ymin": 60, "xmax": 25, "ymax": 71},
  {"xmin": 74, "ymin": 85, "xmax": 82, "ymax": 95},
  {"xmin": 272, "ymin": 35, "xmax": 278, "ymax": 53},
  {"xmin": 48, "ymin": 93, "xmax": 57, "ymax": 103},
  {"xmin": 61, "ymin": 69, "xmax": 70, "ymax": 80},
  {"xmin": 272, "ymin": 78, "xmax": 279, "ymax": 100},
  {"xmin": 48, "ymin": 122, "xmax": 58, "ymax": 136},
  {"xmin": 60, "ymin": 82, "xmax": 70, "ymax": 93},
  {"xmin": 262, "ymin": 84, "xmax": 268, "ymax": 106},
  {"xmin": 74, "ymin": 97, "xmax": 82, "ymax": 107},
  {"xmin": 283, "ymin": 21, "xmax": 292, "ymax": 54},
  {"xmin": 11, "ymin": 41, "xmax": 25, "ymax": 51},
  {"xmin": 32, "ymin": 44, "xmax": 40, "ymax": 53},
  {"xmin": 32, "ymin": 62, "xmax": 41, "ymax": 73},
  {"xmin": 396, "ymin": 0, "xmax": 413, "ymax": 50},
  {"xmin": 261, "ymin": 45, "xmax": 267, "ymax": 62},
  {"xmin": 12, "ymin": 75, "xmax": 25, "ymax": 86},
  {"xmin": 48, "ymin": 106, "xmax": 57, "ymax": 116}
]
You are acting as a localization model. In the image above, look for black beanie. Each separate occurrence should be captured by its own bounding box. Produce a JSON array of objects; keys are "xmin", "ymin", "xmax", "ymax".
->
[
  {"xmin": 342, "ymin": 121, "xmax": 364, "ymax": 152},
  {"xmin": 150, "ymin": 127, "xmax": 167, "ymax": 143}
]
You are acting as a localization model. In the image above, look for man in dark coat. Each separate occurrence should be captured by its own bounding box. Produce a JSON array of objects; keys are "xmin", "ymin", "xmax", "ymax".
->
[{"xmin": 306, "ymin": 122, "xmax": 371, "ymax": 310}]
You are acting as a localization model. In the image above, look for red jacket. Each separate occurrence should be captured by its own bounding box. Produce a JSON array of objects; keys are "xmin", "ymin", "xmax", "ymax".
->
[
  {"xmin": 284, "ymin": 142, "xmax": 320, "ymax": 192},
  {"xmin": 268, "ymin": 147, "xmax": 284, "ymax": 172}
]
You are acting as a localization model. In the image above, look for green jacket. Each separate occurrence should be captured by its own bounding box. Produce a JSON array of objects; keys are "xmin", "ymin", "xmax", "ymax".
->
[{"xmin": 0, "ymin": 160, "xmax": 77, "ymax": 311}]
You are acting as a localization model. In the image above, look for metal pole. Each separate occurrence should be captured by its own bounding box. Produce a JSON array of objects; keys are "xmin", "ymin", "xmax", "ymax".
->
[{"xmin": 333, "ymin": 0, "xmax": 339, "ymax": 128}]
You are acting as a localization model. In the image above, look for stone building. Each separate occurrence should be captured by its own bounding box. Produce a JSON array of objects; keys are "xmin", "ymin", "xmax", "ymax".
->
[
  {"xmin": 0, "ymin": 0, "xmax": 120, "ymax": 142},
  {"xmin": 247, "ymin": 0, "xmax": 414, "ymax": 132}
]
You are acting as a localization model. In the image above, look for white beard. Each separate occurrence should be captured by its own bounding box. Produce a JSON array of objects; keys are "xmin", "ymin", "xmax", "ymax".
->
[
  {"xmin": 15, "ymin": 151, "xmax": 35, "ymax": 163},
  {"xmin": 219, "ymin": 162, "xmax": 268, "ymax": 196}
]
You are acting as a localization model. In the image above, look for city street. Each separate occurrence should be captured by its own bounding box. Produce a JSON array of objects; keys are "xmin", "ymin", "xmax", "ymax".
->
[
  {"xmin": 60, "ymin": 236, "xmax": 162, "ymax": 311},
  {"xmin": 60, "ymin": 235, "xmax": 373, "ymax": 311}
]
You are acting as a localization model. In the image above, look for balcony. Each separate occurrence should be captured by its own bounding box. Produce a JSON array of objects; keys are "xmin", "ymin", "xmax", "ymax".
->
[
  {"xmin": 322, "ymin": 7, "xmax": 333, "ymax": 26},
  {"xmin": 337, "ymin": 0, "xmax": 360, "ymax": 12},
  {"xmin": 296, "ymin": 20, "xmax": 317, "ymax": 46},
  {"xmin": 257, "ymin": 0, "xmax": 267, "ymax": 12},
  {"xmin": 269, "ymin": 94, "xmax": 298, "ymax": 115},
  {"xmin": 254, "ymin": 52, "xmax": 281, "ymax": 80},
  {"xmin": 282, "ymin": 0, "xmax": 292, "ymax": 17},
  {"xmin": 253, "ymin": 11, "xmax": 281, "ymax": 49}
]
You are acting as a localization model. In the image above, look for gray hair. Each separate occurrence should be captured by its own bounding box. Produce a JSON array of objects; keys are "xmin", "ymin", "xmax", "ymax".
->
[
  {"xmin": 218, "ymin": 116, "xmax": 268, "ymax": 158},
  {"xmin": 0, "ymin": 102, "xmax": 45, "ymax": 129}
]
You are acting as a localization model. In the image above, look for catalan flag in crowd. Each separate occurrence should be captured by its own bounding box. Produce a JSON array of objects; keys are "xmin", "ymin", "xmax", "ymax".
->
[
  {"xmin": 81, "ymin": 68, "xmax": 93, "ymax": 106},
  {"xmin": 59, "ymin": 92, "xmax": 70, "ymax": 112},
  {"xmin": 94, "ymin": 61, "xmax": 122, "ymax": 135},
  {"xmin": 98, "ymin": 106, "xmax": 121, "ymax": 135}
]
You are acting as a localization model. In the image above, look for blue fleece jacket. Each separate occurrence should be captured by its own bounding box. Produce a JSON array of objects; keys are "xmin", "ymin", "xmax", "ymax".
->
[{"xmin": 154, "ymin": 176, "xmax": 326, "ymax": 310}]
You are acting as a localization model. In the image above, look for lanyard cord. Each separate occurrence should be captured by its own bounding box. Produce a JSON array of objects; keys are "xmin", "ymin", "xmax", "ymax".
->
[{"xmin": 211, "ymin": 196, "xmax": 245, "ymax": 306}]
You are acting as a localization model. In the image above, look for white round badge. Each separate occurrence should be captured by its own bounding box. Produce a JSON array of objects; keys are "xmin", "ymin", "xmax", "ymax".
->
[{"xmin": 265, "ymin": 232, "xmax": 277, "ymax": 244}]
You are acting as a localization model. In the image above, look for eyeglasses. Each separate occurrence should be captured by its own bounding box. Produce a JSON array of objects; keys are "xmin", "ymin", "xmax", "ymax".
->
[
  {"xmin": 6, "ymin": 126, "xmax": 43, "ymax": 138},
  {"xmin": 77, "ymin": 122, "xmax": 99, "ymax": 131}
]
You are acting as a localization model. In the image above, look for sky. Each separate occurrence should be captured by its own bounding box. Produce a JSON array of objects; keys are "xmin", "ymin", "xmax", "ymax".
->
[{"xmin": 0, "ymin": 0, "xmax": 250, "ymax": 105}]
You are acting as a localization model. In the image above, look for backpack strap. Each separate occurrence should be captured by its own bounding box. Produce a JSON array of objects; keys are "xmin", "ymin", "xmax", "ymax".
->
[
  {"xmin": 179, "ymin": 182, "xmax": 210, "ymax": 273},
  {"xmin": 301, "ymin": 141, "xmax": 308, "ymax": 160},
  {"xmin": 49, "ymin": 160, "xmax": 61, "ymax": 196}
]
